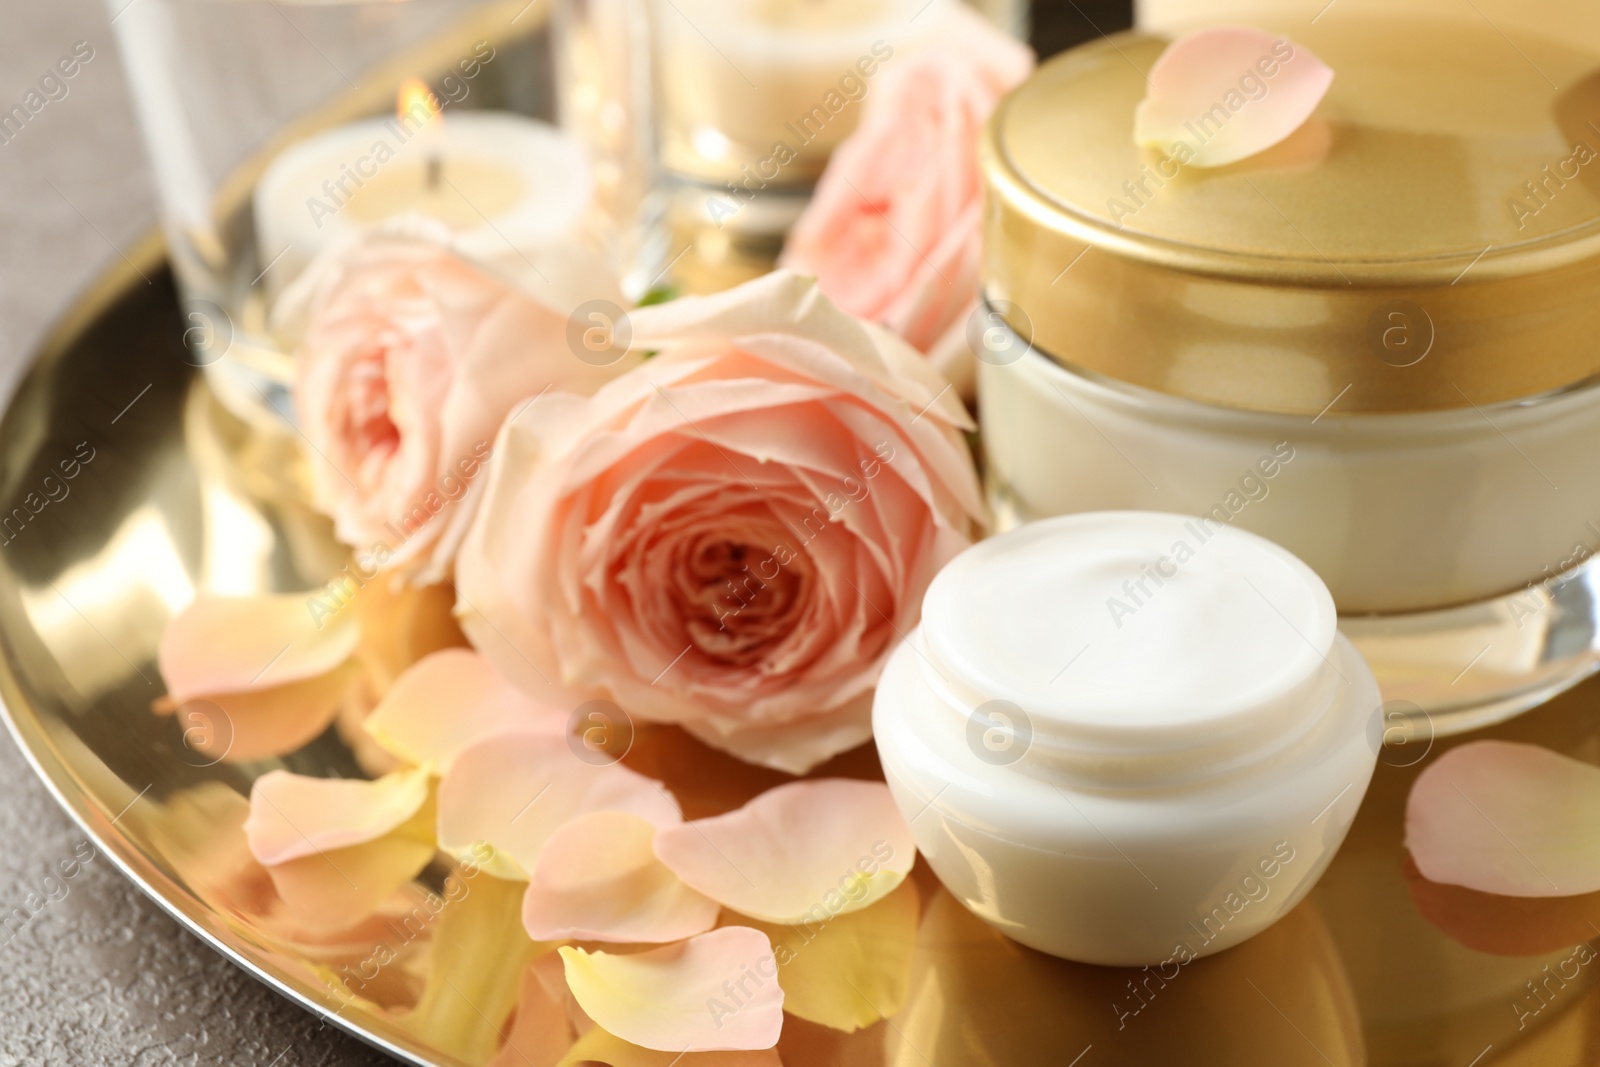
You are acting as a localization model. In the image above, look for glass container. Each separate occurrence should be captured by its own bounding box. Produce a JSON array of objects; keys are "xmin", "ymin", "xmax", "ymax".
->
[
  {"xmin": 637, "ymin": 0, "xmax": 1027, "ymax": 296},
  {"xmin": 109, "ymin": 0, "xmax": 617, "ymax": 427}
]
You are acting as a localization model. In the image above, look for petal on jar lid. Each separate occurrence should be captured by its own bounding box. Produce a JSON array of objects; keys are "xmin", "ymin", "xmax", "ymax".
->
[
  {"xmin": 245, "ymin": 766, "xmax": 432, "ymax": 866},
  {"xmin": 523, "ymin": 811, "xmax": 719, "ymax": 944},
  {"xmin": 652, "ymin": 779, "xmax": 915, "ymax": 925},
  {"xmin": 1406, "ymin": 741, "xmax": 1600, "ymax": 897},
  {"xmin": 158, "ymin": 592, "xmax": 362, "ymax": 701},
  {"xmin": 1134, "ymin": 27, "xmax": 1334, "ymax": 169},
  {"xmin": 365, "ymin": 648, "xmax": 567, "ymax": 771},
  {"xmin": 437, "ymin": 732, "xmax": 682, "ymax": 880},
  {"xmin": 559, "ymin": 927, "xmax": 784, "ymax": 1053}
]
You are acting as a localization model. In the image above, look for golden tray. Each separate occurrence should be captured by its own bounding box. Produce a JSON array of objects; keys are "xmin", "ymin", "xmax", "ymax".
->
[{"xmin": 2, "ymin": 239, "xmax": 1599, "ymax": 1066}]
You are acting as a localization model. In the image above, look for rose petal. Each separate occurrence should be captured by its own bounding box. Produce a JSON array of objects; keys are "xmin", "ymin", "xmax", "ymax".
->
[
  {"xmin": 335, "ymin": 671, "xmax": 405, "ymax": 778},
  {"xmin": 437, "ymin": 733, "xmax": 682, "ymax": 880},
  {"xmin": 1406, "ymin": 740, "xmax": 1600, "ymax": 897},
  {"xmin": 490, "ymin": 957, "xmax": 578, "ymax": 1067},
  {"xmin": 402, "ymin": 871, "xmax": 541, "ymax": 1063},
  {"xmin": 735, "ymin": 878, "xmax": 919, "ymax": 1033},
  {"xmin": 1134, "ymin": 27, "xmax": 1334, "ymax": 168},
  {"xmin": 365, "ymin": 648, "xmax": 567, "ymax": 771},
  {"xmin": 139, "ymin": 781, "xmax": 435, "ymax": 949},
  {"xmin": 245, "ymin": 767, "xmax": 432, "ymax": 866},
  {"xmin": 653, "ymin": 780, "xmax": 914, "ymax": 924},
  {"xmin": 159, "ymin": 592, "xmax": 361, "ymax": 701},
  {"xmin": 352, "ymin": 579, "xmax": 469, "ymax": 692},
  {"xmin": 1403, "ymin": 855, "xmax": 1600, "ymax": 956},
  {"xmin": 169, "ymin": 664, "xmax": 358, "ymax": 763},
  {"xmin": 559, "ymin": 1026, "xmax": 781, "ymax": 1067},
  {"xmin": 524, "ymin": 812, "xmax": 719, "ymax": 944},
  {"xmin": 266, "ymin": 831, "xmax": 436, "ymax": 935},
  {"xmin": 559, "ymin": 927, "xmax": 783, "ymax": 1052},
  {"xmin": 680, "ymin": 696, "xmax": 875, "ymax": 777}
]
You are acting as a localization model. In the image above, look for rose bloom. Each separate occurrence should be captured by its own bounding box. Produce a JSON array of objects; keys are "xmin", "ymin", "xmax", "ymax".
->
[
  {"xmin": 456, "ymin": 271, "xmax": 984, "ymax": 773},
  {"xmin": 281, "ymin": 219, "xmax": 627, "ymax": 581},
  {"xmin": 780, "ymin": 8, "xmax": 1033, "ymax": 394}
]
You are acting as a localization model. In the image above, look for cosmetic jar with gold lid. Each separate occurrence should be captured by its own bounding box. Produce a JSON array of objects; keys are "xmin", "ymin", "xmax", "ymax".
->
[{"xmin": 977, "ymin": 14, "xmax": 1600, "ymax": 733}]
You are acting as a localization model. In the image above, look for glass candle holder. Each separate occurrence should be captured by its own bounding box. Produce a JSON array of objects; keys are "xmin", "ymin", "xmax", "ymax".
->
[
  {"xmin": 637, "ymin": 0, "xmax": 1025, "ymax": 296},
  {"xmin": 1136, "ymin": 0, "xmax": 1600, "ymax": 51},
  {"xmin": 977, "ymin": 16, "xmax": 1600, "ymax": 734},
  {"xmin": 109, "ymin": 0, "xmax": 616, "ymax": 427}
]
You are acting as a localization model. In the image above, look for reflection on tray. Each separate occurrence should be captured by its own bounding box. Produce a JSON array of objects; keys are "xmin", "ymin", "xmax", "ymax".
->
[{"xmin": 8, "ymin": 262, "xmax": 1600, "ymax": 1065}]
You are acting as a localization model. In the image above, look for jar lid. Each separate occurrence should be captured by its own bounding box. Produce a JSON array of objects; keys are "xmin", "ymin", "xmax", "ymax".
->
[
  {"xmin": 916, "ymin": 512, "xmax": 1351, "ymax": 777},
  {"xmin": 981, "ymin": 15, "xmax": 1600, "ymax": 414}
]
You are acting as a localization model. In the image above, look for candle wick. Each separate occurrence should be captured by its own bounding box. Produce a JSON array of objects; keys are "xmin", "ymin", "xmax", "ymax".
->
[{"xmin": 426, "ymin": 153, "xmax": 443, "ymax": 192}]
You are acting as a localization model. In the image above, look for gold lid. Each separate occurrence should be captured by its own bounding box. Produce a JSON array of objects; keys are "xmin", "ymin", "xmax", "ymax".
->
[{"xmin": 981, "ymin": 16, "xmax": 1600, "ymax": 414}]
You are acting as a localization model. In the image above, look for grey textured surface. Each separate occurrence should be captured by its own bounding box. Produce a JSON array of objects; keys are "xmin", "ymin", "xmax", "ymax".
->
[{"xmin": 0, "ymin": 2, "xmax": 394, "ymax": 1064}]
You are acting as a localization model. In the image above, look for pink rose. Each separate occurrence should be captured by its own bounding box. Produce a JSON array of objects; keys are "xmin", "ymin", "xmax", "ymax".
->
[
  {"xmin": 781, "ymin": 9, "xmax": 1033, "ymax": 393},
  {"xmin": 455, "ymin": 271, "xmax": 984, "ymax": 773},
  {"xmin": 283, "ymin": 222, "xmax": 627, "ymax": 581}
]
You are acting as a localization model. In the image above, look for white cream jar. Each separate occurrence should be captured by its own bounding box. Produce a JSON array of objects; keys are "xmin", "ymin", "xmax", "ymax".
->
[{"xmin": 873, "ymin": 512, "xmax": 1380, "ymax": 966}]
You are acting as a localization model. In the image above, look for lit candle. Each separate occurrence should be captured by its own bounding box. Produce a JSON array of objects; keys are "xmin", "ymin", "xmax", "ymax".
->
[
  {"xmin": 655, "ymin": 0, "xmax": 954, "ymax": 184},
  {"xmin": 253, "ymin": 80, "xmax": 593, "ymax": 291}
]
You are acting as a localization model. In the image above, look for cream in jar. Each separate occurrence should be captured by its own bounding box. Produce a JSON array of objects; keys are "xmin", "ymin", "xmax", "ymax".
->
[{"xmin": 873, "ymin": 512, "xmax": 1380, "ymax": 966}]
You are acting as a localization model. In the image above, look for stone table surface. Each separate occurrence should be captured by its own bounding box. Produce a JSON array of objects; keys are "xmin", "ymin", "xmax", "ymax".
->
[{"xmin": 0, "ymin": 2, "xmax": 1128, "ymax": 1064}]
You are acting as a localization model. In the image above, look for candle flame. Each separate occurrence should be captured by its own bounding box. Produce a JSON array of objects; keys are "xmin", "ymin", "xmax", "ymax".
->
[{"xmin": 396, "ymin": 78, "xmax": 442, "ymax": 130}]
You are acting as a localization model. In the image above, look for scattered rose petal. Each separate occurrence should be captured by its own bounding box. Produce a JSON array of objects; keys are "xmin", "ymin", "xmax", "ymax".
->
[
  {"xmin": 158, "ymin": 593, "xmax": 361, "ymax": 701},
  {"xmin": 335, "ymin": 671, "xmax": 405, "ymax": 778},
  {"xmin": 489, "ymin": 956, "xmax": 578, "ymax": 1067},
  {"xmin": 777, "ymin": 1015, "xmax": 889, "ymax": 1066},
  {"xmin": 401, "ymin": 872, "xmax": 540, "ymax": 1064},
  {"xmin": 1403, "ymin": 855, "xmax": 1600, "ymax": 956},
  {"xmin": 680, "ymin": 697, "xmax": 877, "ymax": 779},
  {"xmin": 1406, "ymin": 741, "xmax": 1600, "ymax": 897},
  {"xmin": 559, "ymin": 927, "xmax": 783, "ymax": 1053},
  {"xmin": 735, "ymin": 879, "xmax": 919, "ymax": 1033},
  {"xmin": 365, "ymin": 649, "xmax": 567, "ymax": 771},
  {"xmin": 653, "ymin": 779, "xmax": 914, "ymax": 924},
  {"xmin": 559, "ymin": 1026, "xmax": 781, "ymax": 1067},
  {"xmin": 352, "ymin": 579, "xmax": 469, "ymax": 692},
  {"xmin": 1134, "ymin": 27, "xmax": 1334, "ymax": 168},
  {"xmin": 524, "ymin": 811, "xmax": 719, "ymax": 944},
  {"xmin": 245, "ymin": 767, "xmax": 432, "ymax": 866},
  {"xmin": 138, "ymin": 781, "xmax": 437, "ymax": 952},
  {"xmin": 172, "ymin": 666, "xmax": 358, "ymax": 764},
  {"xmin": 437, "ymin": 733, "xmax": 681, "ymax": 880},
  {"xmin": 266, "ymin": 830, "xmax": 436, "ymax": 935}
]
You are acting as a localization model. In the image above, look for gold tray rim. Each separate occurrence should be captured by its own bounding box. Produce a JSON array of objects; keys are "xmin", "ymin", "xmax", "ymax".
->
[{"xmin": 0, "ymin": 234, "xmax": 449, "ymax": 1067}]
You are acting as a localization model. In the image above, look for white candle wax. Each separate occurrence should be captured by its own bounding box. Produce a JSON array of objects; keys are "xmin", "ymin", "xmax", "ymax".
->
[
  {"xmin": 1136, "ymin": 0, "xmax": 1600, "ymax": 46},
  {"xmin": 253, "ymin": 111, "xmax": 593, "ymax": 292},
  {"xmin": 655, "ymin": 0, "xmax": 954, "ymax": 183}
]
